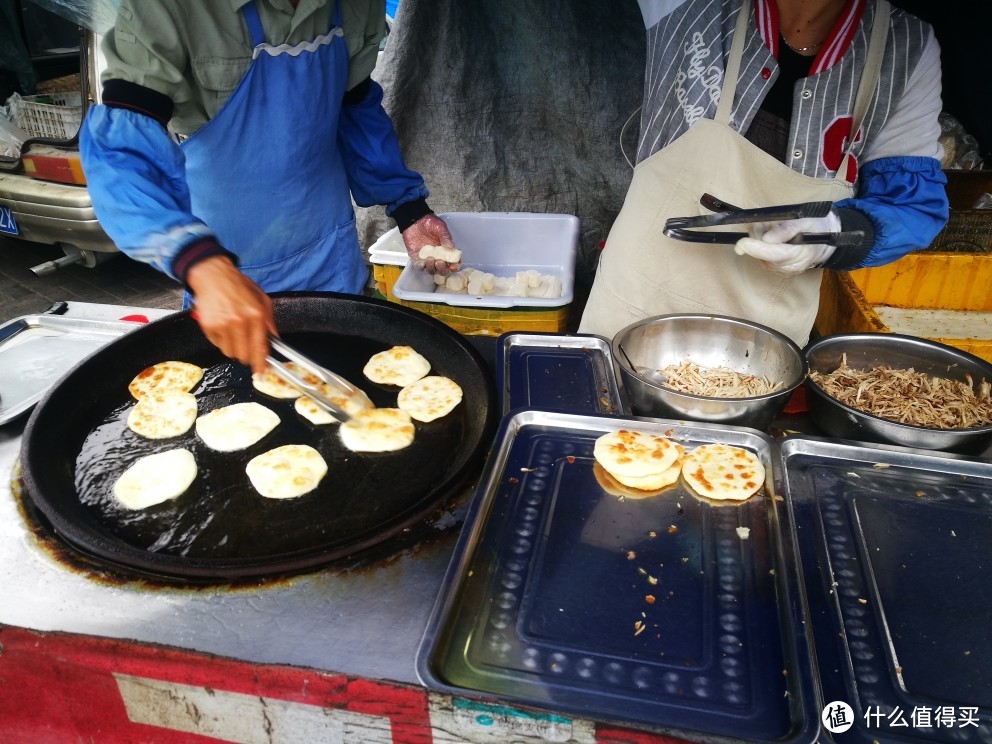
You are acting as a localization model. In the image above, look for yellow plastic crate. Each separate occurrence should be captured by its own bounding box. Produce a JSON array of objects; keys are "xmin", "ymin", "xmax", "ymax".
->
[
  {"xmin": 373, "ymin": 263, "xmax": 569, "ymax": 336},
  {"xmin": 816, "ymin": 252, "xmax": 992, "ymax": 363}
]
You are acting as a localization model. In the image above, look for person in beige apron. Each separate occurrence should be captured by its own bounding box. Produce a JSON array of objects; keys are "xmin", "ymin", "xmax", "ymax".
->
[{"xmin": 580, "ymin": 0, "xmax": 916, "ymax": 347}]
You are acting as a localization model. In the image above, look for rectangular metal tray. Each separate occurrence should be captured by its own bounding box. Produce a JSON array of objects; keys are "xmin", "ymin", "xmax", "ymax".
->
[
  {"xmin": 780, "ymin": 436, "xmax": 992, "ymax": 743},
  {"xmin": 0, "ymin": 314, "xmax": 136, "ymax": 425},
  {"xmin": 418, "ymin": 411, "xmax": 819, "ymax": 742},
  {"xmin": 495, "ymin": 332, "xmax": 626, "ymax": 416}
]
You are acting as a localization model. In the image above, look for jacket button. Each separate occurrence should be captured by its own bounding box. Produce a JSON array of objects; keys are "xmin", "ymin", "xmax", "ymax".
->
[
  {"xmin": 801, "ymin": 88, "xmax": 812, "ymax": 99},
  {"xmin": 793, "ymin": 148, "xmax": 803, "ymax": 159}
]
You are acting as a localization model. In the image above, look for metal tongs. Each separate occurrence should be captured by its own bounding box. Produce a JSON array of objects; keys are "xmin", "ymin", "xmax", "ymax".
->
[
  {"xmin": 663, "ymin": 193, "xmax": 865, "ymax": 248},
  {"xmin": 266, "ymin": 336, "xmax": 373, "ymax": 422}
]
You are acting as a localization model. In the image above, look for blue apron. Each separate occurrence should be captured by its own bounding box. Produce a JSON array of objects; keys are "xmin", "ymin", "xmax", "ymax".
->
[{"xmin": 181, "ymin": 0, "xmax": 367, "ymax": 296}]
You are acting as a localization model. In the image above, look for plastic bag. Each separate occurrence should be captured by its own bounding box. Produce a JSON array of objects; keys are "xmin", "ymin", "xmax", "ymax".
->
[
  {"xmin": 24, "ymin": 0, "xmax": 121, "ymax": 34},
  {"xmin": 939, "ymin": 113, "xmax": 985, "ymax": 170},
  {"xmin": 973, "ymin": 193, "xmax": 992, "ymax": 210},
  {"xmin": 0, "ymin": 117, "xmax": 28, "ymax": 158}
]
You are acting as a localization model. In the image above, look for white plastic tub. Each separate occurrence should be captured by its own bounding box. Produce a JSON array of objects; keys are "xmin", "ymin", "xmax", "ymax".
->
[{"xmin": 387, "ymin": 212, "xmax": 578, "ymax": 309}]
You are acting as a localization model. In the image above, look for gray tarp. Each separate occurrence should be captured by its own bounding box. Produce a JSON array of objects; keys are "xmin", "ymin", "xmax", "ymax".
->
[{"xmin": 358, "ymin": 0, "xmax": 646, "ymax": 294}]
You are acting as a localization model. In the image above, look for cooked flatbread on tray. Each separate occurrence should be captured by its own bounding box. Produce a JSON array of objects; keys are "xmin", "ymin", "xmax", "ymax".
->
[
  {"xmin": 339, "ymin": 408, "xmax": 415, "ymax": 452},
  {"xmin": 195, "ymin": 402, "xmax": 280, "ymax": 452},
  {"xmin": 397, "ymin": 375, "xmax": 463, "ymax": 422},
  {"xmin": 128, "ymin": 361, "xmax": 203, "ymax": 400},
  {"xmin": 593, "ymin": 429, "xmax": 683, "ymax": 477},
  {"xmin": 295, "ymin": 383, "xmax": 374, "ymax": 425},
  {"xmin": 113, "ymin": 448, "xmax": 197, "ymax": 509},
  {"xmin": 126, "ymin": 389, "xmax": 198, "ymax": 439},
  {"xmin": 363, "ymin": 345, "xmax": 431, "ymax": 387},
  {"xmin": 681, "ymin": 443, "xmax": 764, "ymax": 502},
  {"xmin": 593, "ymin": 461, "xmax": 680, "ymax": 499},
  {"xmin": 246, "ymin": 444, "xmax": 328, "ymax": 499},
  {"xmin": 252, "ymin": 362, "xmax": 322, "ymax": 399},
  {"xmin": 593, "ymin": 429, "xmax": 685, "ymax": 492}
]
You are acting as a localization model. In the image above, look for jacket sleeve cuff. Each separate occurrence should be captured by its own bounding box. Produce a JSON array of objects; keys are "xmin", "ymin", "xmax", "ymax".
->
[
  {"xmin": 171, "ymin": 237, "xmax": 238, "ymax": 289},
  {"xmin": 389, "ymin": 198, "xmax": 433, "ymax": 232},
  {"xmin": 823, "ymin": 207, "xmax": 876, "ymax": 271}
]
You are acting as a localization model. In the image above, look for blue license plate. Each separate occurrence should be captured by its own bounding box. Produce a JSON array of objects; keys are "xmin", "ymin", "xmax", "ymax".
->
[{"xmin": 0, "ymin": 205, "xmax": 18, "ymax": 236}]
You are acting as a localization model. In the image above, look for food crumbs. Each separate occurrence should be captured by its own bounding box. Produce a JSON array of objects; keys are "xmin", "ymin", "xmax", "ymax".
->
[
  {"xmin": 915, "ymin": 490, "xmax": 924, "ymax": 497},
  {"xmin": 647, "ymin": 575, "xmax": 658, "ymax": 585},
  {"xmin": 566, "ymin": 456, "xmax": 575, "ymax": 464},
  {"xmin": 508, "ymin": 477, "xmax": 519, "ymax": 484},
  {"xmin": 645, "ymin": 595, "xmax": 656, "ymax": 604},
  {"xmin": 520, "ymin": 467, "xmax": 536, "ymax": 472},
  {"xmin": 638, "ymin": 567, "xmax": 647, "ymax": 575},
  {"xmin": 648, "ymin": 531, "xmax": 657, "ymax": 538},
  {"xmin": 667, "ymin": 524, "xmax": 678, "ymax": 534},
  {"xmin": 627, "ymin": 551, "xmax": 636, "ymax": 560},
  {"xmin": 873, "ymin": 463, "xmax": 891, "ymax": 469},
  {"xmin": 736, "ymin": 527, "xmax": 750, "ymax": 539},
  {"xmin": 858, "ymin": 598, "xmax": 868, "ymax": 605},
  {"xmin": 681, "ymin": 557, "xmax": 689, "ymax": 563},
  {"xmin": 634, "ymin": 621, "xmax": 645, "ymax": 636},
  {"xmin": 951, "ymin": 530, "xmax": 957, "ymax": 537},
  {"xmin": 965, "ymin": 651, "xmax": 971, "ymax": 656}
]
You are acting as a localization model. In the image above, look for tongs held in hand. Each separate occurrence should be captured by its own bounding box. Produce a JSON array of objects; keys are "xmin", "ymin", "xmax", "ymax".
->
[
  {"xmin": 663, "ymin": 193, "xmax": 865, "ymax": 248},
  {"xmin": 266, "ymin": 336, "xmax": 373, "ymax": 422}
]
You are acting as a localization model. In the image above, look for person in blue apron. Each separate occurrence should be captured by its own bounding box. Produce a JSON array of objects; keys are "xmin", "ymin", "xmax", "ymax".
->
[
  {"xmin": 80, "ymin": 0, "xmax": 458, "ymax": 374},
  {"xmin": 579, "ymin": 0, "xmax": 948, "ymax": 346}
]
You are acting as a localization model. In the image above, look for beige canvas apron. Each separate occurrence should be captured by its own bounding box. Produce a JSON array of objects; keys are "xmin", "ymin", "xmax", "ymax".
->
[{"xmin": 579, "ymin": 0, "xmax": 890, "ymax": 347}]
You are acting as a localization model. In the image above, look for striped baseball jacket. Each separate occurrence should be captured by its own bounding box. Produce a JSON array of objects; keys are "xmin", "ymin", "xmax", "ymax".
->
[{"xmin": 636, "ymin": 0, "xmax": 949, "ymax": 269}]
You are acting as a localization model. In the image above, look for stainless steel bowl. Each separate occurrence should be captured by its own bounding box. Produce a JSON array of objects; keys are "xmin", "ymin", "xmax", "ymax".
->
[
  {"xmin": 804, "ymin": 333, "xmax": 992, "ymax": 454},
  {"xmin": 612, "ymin": 314, "xmax": 807, "ymax": 429}
]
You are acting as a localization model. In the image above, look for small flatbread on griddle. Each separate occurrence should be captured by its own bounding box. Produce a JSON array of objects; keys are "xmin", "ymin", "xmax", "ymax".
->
[
  {"xmin": 246, "ymin": 444, "xmax": 328, "ymax": 499},
  {"xmin": 397, "ymin": 375, "xmax": 463, "ymax": 422},
  {"xmin": 126, "ymin": 389, "xmax": 198, "ymax": 439},
  {"xmin": 252, "ymin": 362, "xmax": 322, "ymax": 399},
  {"xmin": 195, "ymin": 402, "xmax": 280, "ymax": 452},
  {"xmin": 128, "ymin": 361, "xmax": 203, "ymax": 400},
  {"xmin": 363, "ymin": 346, "xmax": 431, "ymax": 387},
  {"xmin": 295, "ymin": 383, "xmax": 374, "ymax": 425},
  {"xmin": 682, "ymin": 443, "xmax": 764, "ymax": 501},
  {"xmin": 113, "ymin": 448, "xmax": 197, "ymax": 509},
  {"xmin": 339, "ymin": 408, "xmax": 415, "ymax": 452}
]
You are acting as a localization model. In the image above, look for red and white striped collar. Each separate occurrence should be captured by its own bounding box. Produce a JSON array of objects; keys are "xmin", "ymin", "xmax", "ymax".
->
[{"xmin": 754, "ymin": 0, "xmax": 867, "ymax": 74}]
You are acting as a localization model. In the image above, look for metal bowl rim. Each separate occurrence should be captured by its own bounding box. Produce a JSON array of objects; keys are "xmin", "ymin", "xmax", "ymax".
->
[
  {"xmin": 804, "ymin": 332, "xmax": 992, "ymax": 435},
  {"xmin": 612, "ymin": 313, "xmax": 809, "ymax": 403}
]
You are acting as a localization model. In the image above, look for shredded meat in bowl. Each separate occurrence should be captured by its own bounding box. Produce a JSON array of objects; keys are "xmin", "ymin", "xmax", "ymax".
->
[
  {"xmin": 809, "ymin": 354, "xmax": 992, "ymax": 429},
  {"xmin": 657, "ymin": 361, "xmax": 783, "ymax": 398}
]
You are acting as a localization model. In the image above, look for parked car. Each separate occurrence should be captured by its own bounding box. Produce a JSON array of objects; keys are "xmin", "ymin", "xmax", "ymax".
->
[{"xmin": 0, "ymin": 3, "xmax": 118, "ymax": 275}]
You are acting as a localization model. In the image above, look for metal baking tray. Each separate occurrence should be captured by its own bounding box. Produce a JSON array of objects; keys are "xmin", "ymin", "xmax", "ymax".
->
[
  {"xmin": 0, "ymin": 314, "xmax": 137, "ymax": 425},
  {"xmin": 780, "ymin": 436, "xmax": 992, "ymax": 743},
  {"xmin": 495, "ymin": 332, "xmax": 626, "ymax": 415},
  {"xmin": 418, "ymin": 410, "xmax": 819, "ymax": 742}
]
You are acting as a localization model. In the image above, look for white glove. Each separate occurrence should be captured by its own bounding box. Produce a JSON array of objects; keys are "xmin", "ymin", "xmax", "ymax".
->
[{"xmin": 734, "ymin": 211, "xmax": 841, "ymax": 274}]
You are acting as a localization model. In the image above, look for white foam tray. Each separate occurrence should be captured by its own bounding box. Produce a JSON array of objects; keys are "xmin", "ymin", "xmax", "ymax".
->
[{"xmin": 386, "ymin": 212, "xmax": 578, "ymax": 309}]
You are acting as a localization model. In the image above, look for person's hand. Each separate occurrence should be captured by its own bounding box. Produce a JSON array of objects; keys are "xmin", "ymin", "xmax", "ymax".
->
[
  {"xmin": 734, "ymin": 212, "xmax": 841, "ymax": 274},
  {"xmin": 401, "ymin": 213, "xmax": 460, "ymax": 275},
  {"xmin": 185, "ymin": 255, "xmax": 276, "ymax": 375}
]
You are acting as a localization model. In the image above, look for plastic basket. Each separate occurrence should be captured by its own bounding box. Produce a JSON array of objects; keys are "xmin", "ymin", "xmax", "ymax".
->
[{"xmin": 14, "ymin": 92, "xmax": 83, "ymax": 140}]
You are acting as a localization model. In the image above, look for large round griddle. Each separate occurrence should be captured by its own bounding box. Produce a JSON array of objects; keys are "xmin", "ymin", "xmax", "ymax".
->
[{"xmin": 20, "ymin": 293, "xmax": 497, "ymax": 581}]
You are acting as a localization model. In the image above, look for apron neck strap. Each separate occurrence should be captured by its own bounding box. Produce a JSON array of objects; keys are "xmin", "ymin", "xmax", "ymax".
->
[
  {"xmin": 837, "ymin": 0, "xmax": 890, "ymax": 171},
  {"xmin": 242, "ymin": 1, "xmax": 265, "ymax": 48},
  {"xmin": 715, "ymin": 0, "xmax": 752, "ymax": 125}
]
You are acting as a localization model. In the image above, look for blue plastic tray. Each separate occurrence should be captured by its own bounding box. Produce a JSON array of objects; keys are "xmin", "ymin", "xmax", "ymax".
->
[
  {"xmin": 495, "ymin": 332, "xmax": 626, "ymax": 416},
  {"xmin": 418, "ymin": 411, "xmax": 820, "ymax": 742},
  {"xmin": 780, "ymin": 436, "xmax": 992, "ymax": 743}
]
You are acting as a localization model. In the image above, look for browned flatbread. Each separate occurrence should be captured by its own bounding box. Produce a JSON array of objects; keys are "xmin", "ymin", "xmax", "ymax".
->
[
  {"xmin": 592, "ymin": 462, "xmax": 679, "ymax": 499},
  {"xmin": 128, "ymin": 361, "xmax": 203, "ymax": 400},
  {"xmin": 681, "ymin": 443, "xmax": 764, "ymax": 501}
]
